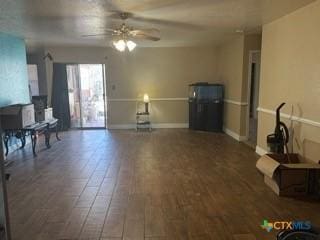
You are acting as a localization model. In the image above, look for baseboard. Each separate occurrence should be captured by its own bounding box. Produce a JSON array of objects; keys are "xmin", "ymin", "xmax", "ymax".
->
[
  {"xmin": 255, "ymin": 146, "xmax": 268, "ymax": 156},
  {"xmin": 152, "ymin": 123, "xmax": 188, "ymax": 129},
  {"xmin": 239, "ymin": 135, "xmax": 248, "ymax": 142},
  {"xmin": 108, "ymin": 124, "xmax": 136, "ymax": 130},
  {"xmin": 223, "ymin": 128, "xmax": 247, "ymax": 142},
  {"xmin": 108, "ymin": 123, "xmax": 188, "ymax": 130}
]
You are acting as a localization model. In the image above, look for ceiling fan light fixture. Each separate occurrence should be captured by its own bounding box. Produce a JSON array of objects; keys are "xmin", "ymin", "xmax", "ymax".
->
[
  {"xmin": 113, "ymin": 39, "xmax": 126, "ymax": 52},
  {"xmin": 126, "ymin": 40, "xmax": 137, "ymax": 52}
]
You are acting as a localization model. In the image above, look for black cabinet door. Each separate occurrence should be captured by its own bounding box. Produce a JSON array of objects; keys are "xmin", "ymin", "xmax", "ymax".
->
[
  {"xmin": 195, "ymin": 103, "xmax": 208, "ymax": 130},
  {"xmin": 207, "ymin": 101, "xmax": 223, "ymax": 132},
  {"xmin": 189, "ymin": 101, "xmax": 223, "ymax": 132},
  {"xmin": 188, "ymin": 101, "xmax": 197, "ymax": 129}
]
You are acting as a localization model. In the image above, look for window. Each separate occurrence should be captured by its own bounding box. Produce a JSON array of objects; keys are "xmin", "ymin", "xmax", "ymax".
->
[{"xmin": 27, "ymin": 64, "xmax": 39, "ymax": 96}]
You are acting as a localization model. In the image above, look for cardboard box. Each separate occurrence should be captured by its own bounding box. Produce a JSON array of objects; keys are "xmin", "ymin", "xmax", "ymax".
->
[
  {"xmin": 0, "ymin": 104, "xmax": 35, "ymax": 129},
  {"xmin": 256, "ymin": 154, "xmax": 320, "ymax": 197}
]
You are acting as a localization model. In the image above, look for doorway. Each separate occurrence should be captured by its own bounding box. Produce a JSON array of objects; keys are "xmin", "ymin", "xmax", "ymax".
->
[
  {"xmin": 66, "ymin": 64, "xmax": 106, "ymax": 129},
  {"xmin": 246, "ymin": 51, "xmax": 261, "ymax": 147}
]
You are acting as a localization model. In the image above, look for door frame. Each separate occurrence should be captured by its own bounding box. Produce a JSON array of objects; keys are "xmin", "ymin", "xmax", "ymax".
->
[
  {"xmin": 245, "ymin": 50, "xmax": 261, "ymax": 141},
  {"xmin": 0, "ymin": 125, "xmax": 11, "ymax": 240},
  {"xmin": 66, "ymin": 63, "xmax": 107, "ymax": 130},
  {"xmin": 102, "ymin": 64, "xmax": 108, "ymax": 129}
]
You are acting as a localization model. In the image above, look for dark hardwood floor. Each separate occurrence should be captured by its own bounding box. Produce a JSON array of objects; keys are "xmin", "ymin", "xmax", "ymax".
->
[{"xmin": 5, "ymin": 129, "xmax": 320, "ymax": 240}]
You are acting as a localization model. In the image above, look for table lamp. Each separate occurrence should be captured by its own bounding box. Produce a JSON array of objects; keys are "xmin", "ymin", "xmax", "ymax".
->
[{"xmin": 143, "ymin": 93, "xmax": 150, "ymax": 113}]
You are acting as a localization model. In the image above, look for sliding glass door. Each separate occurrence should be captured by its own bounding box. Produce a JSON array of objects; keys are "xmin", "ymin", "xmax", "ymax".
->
[{"xmin": 67, "ymin": 64, "xmax": 106, "ymax": 129}]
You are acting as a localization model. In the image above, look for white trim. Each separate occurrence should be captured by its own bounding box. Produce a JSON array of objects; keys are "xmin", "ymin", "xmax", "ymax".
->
[
  {"xmin": 151, "ymin": 98, "xmax": 188, "ymax": 101},
  {"xmin": 223, "ymin": 127, "xmax": 247, "ymax": 141},
  {"xmin": 108, "ymin": 123, "xmax": 188, "ymax": 130},
  {"xmin": 224, "ymin": 99, "xmax": 248, "ymax": 106},
  {"xmin": 108, "ymin": 98, "xmax": 188, "ymax": 102},
  {"xmin": 108, "ymin": 99, "xmax": 137, "ymax": 102},
  {"xmin": 257, "ymin": 107, "xmax": 320, "ymax": 128},
  {"xmin": 108, "ymin": 98, "xmax": 248, "ymax": 106},
  {"xmin": 108, "ymin": 124, "xmax": 135, "ymax": 129},
  {"xmin": 152, "ymin": 123, "xmax": 188, "ymax": 128},
  {"xmin": 255, "ymin": 145, "xmax": 268, "ymax": 156},
  {"xmin": 151, "ymin": 123, "xmax": 189, "ymax": 128},
  {"xmin": 239, "ymin": 135, "xmax": 248, "ymax": 141}
]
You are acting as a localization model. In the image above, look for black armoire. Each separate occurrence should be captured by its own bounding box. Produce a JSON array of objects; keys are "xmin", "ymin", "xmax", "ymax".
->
[{"xmin": 189, "ymin": 83, "xmax": 224, "ymax": 132}]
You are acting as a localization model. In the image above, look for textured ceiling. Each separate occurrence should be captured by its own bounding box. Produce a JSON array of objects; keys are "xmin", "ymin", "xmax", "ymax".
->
[{"xmin": 0, "ymin": 0, "xmax": 316, "ymax": 49}]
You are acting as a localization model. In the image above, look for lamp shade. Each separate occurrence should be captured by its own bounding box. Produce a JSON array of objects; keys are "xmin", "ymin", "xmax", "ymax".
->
[{"xmin": 143, "ymin": 93, "xmax": 150, "ymax": 103}]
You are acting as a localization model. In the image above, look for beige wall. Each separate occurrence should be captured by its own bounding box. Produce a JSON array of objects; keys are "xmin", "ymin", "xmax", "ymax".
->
[
  {"xmin": 216, "ymin": 34, "xmax": 261, "ymax": 136},
  {"xmin": 216, "ymin": 36, "xmax": 244, "ymax": 135},
  {"xmin": 105, "ymin": 47, "xmax": 217, "ymax": 126},
  {"xmin": 257, "ymin": 0, "xmax": 320, "ymax": 162},
  {"xmin": 45, "ymin": 46, "xmax": 218, "ymax": 127}
]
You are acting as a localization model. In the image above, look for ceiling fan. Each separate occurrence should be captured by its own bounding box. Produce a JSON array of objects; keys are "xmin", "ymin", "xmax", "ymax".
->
[{"xmin": 82, "ymin": 12, "xmax": 160, "ymax": 52}]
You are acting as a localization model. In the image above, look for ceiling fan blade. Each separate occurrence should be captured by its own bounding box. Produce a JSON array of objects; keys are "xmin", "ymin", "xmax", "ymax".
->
[
  {"xmin": 133, "ymin": 28, "xmax": 160, "ymax": 33},
  {"xmin": 117, "ymin": 0, "xmax": 186, "ymax": 12},
  {"xmin": 130, "ymin": 29, "xmax": 160, "ymax": 35},
  {"xmin": 135, "ymin": 35, "xmax": 161, "ymax": 41},
  {"xmin": 107, "ymin": 11, "xmax": 134, "ymax": 20},
  {"xmin": 130, "ymin": 15, "xmax": 203, "ymax": 31},
  {"xmin": 81, "ymin": 28, "xmax": 121, "ymax": 37},
  {"xmin": 81, "ymin": 33, "xmax": 112, "ymax": 37},
  {"xmin": 129, "ymin": 32, "xmax": 160, "ymax": 41},
  {"xmin": 107, "ymin": 11, "xmax": 201, "ymax": 30}
]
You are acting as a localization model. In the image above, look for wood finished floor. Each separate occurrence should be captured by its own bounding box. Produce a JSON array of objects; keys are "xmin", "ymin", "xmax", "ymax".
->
[{"xmin": 6, "ymin": 129, "xmax": 320, "ymax": 240}]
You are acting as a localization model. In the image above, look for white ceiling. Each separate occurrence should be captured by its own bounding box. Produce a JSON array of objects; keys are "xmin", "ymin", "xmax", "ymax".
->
[{"xmin": 0, "ymin": 0, "xmax": 316, "ymax": 49}]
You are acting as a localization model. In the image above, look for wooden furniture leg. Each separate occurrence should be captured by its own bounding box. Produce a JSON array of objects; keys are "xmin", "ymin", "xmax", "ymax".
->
[
  {"xmin": 3, "ymin": 132, "xmax": 10, "ymax": 157},
  {"xmin": 55, "ymin": 124, "xmax": 61, "ymax": 141},
  {"xmin": 31, "ymin": 131, "xmax": 37, "ymax": 156},
  {"xmin": 18, "ymin": 131, "xmax": 26, "ymax": 149},
  {"xmin": 45, "ymin": 126, "xmax": 51, "ymax": 149}
]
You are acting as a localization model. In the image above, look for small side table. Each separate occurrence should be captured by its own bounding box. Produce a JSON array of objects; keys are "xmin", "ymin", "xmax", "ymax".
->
[{"xmin": 136, "ymin": 101, "xmax": 151, "ymax": 131}]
